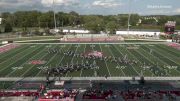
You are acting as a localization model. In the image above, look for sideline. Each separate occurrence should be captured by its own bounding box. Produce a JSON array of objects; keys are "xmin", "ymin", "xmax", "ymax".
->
[{"xmin": 0, "ymin": 77, "xmax": 180, "ymax": 81}]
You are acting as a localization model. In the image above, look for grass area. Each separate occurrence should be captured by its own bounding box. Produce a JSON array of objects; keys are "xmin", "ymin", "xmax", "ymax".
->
[
  {"xmin": 0, "ymin": 43, "xmax": 179, "ymax": 77},
  {"xmin": 0, "ymin": 81, "xmax": 14, "ymax": 89}
]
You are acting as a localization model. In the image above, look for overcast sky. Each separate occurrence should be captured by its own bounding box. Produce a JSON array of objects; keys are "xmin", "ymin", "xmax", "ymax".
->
[{"xmin": 0, "ymin": 0, "xmax": 180, "ymax": 15}]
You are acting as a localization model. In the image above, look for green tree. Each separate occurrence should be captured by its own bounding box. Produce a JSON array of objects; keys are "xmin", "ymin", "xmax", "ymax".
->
[
  {"xmin": 83, "ymin": 15, "xmax": 105, "ymax": 33},
  {"xmin": 4, "ymin": 23, "xmax": 13, "ymax": 32},
  {"xmin": 106, "ymin": 21, "xmax": 119, "ymax": 34}
]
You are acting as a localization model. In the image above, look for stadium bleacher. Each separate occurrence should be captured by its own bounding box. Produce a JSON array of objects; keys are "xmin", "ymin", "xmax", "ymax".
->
[
  {"xmin": 83, "ymin": 89, "xmax": 113, "ymax": 100},
  {"xmin": 0, "ymin": 82, "xmax": 180, "ymax": 101},
  {"xmin": 62, "ymin": 34, "xmax": 124, "ymax": 42},
  {"xmin": 39, "ymin": 89, "xmax": 78, "ymax": 101}
]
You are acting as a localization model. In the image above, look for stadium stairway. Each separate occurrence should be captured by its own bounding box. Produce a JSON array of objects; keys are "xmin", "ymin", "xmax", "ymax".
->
[{"xmin": 75, "ymin": 92, "xmax": 84, "ymax": 101}]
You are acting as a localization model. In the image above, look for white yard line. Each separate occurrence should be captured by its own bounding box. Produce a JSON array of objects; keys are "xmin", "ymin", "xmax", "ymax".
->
[
  {"xmin": 152, "ymin": 46, "xmax": 180, "ymax": 66},
  {"xmin": 34, "ymin": 44, "xmax": 71, "ymax": 77},
  {"xmin": 56, "ymin": 45, "xmax": 71, "ymax": 66},
  {"xmin": 65, "ymin": 45, "xmax": 79, "ymax": 77},
  {"xmin": 0, "ymin": 44, "xmax": 26, "ymax": 60},
  {"xmin": 118, "ymin": 45, "xmax": 154, "ymax": 77},
  {"xmin": 161, "ymin": 45, "xmax": 180, "ymax": 56},
  {"xmin": 0, "ymin": 45, "xmax": 38, "ymax": 72},
  {"xmin": 91, "ymin": 45, "xmax": 96, "ymax": 75},
  {"xmin": 91, "ymin": 45, "xmax": 98, "ymax": 77},
  {"xmin": 114, "ymin": 45, "xmax": 141, "ymax": 76},
  {"xmin": 0, "ymin": 45, "xmax": 31, "ymax": 65},
  {"xmin": 20, "ymin": 45, "xmax": 58, "ymax": 77},
  {"xmin": 20, "ymin": 45, "xmax": 57, "ymax": 77},
  {"xmin": 20, "ymin": 53, "xmax": 48, "ymax": 77},
  {"xmin": 114, "ymin": 45, "xmax": 142, "ymax": 76},
  {"xmin": 34, "ymin": 46, "xmax": 60, "ymax": 76},
  {"xmin": 158, "ymin": 46, "xmax": 180, "ymax": 59},
  {"xmin": 107, "ymin": 46, "xmax": 126, "ymax": 76},
  {"xmin": 99, "ymin": 44, "xmax": 111, "ymax": 77},
  {"xmin": 144, "ymin": 46, "xmax": 180, "ymax": 75},
  {"xmin": 136, "ymin": 47, "xmax": 171, "ymax": 76},
  {"xmin": 41, "ymin": 44, "xmax": 72, "ymax": 78},
  {"xmin": 80, "ymin": 44, "xmax": 86, "ymax": 77},
  {"xmin": 6, "ymin": 45, "xmax": 45, "ymax": 77}
]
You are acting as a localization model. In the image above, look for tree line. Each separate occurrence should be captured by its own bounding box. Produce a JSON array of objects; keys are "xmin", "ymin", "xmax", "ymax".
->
[{"xmin": 0, "ymin": 10, "xmax": 180, "ymax": 33}]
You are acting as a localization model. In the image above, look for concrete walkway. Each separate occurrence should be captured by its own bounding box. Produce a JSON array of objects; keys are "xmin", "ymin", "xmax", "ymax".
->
[{"xmin": 0, "ymin": 77, "xmax": 180, "ymax": 81}]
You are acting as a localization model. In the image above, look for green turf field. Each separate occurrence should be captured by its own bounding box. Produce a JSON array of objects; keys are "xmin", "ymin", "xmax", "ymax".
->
[{"xmin": 0, "ymin": 43, "xmax": 179, "ymax": 77}]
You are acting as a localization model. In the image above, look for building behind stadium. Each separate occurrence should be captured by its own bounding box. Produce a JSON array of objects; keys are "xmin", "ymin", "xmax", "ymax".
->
[{"xmin": 116, "ymin": 29, "xmax": 161, "ymax": 37}]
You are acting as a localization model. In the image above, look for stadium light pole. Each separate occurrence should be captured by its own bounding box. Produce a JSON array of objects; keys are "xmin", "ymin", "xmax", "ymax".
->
[
  {"xmin": 53, "ymin": 0, "xmax": 57, "ymax": 30},
  {"xmin": 0, "ymin": 18, "xmax": 3, "ymax": 32},
  {"xmin": 0, "ymin": 18, "xmax": 2, "ymax": 25},
  {"xmin": 127, "ymin": 0, "xmax": 131, "ymax": 35}
]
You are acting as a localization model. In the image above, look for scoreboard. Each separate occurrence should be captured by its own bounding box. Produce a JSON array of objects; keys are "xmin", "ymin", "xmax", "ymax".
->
[{"xmin": 165, "ymin": 21, "xmax": 176, "ymax": 34}]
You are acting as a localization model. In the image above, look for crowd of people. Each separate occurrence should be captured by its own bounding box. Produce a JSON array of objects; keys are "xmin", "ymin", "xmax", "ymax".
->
[
  {"xmin": 82, "ymin": 89, "xmax": 180, "ymax": 101},
  {"xmin": 47, "ymin": 61, "xmax": 98, "ymax": 76},
  {"xmin": 0, "ymin": 90, "xmax": 39, "ymax": 97},
  {"xmin": 39, "ymin": 89, "xmax": 78, "ymax": 101},
  {"xmin": 83, "ymin": 89, "xmax": 113, "ymax": 100},
  {"xmin": 120, "ymin": 90, "xmax": 180, "ymax": 101},
  {"xmin": 0, "ymin": 84, "xmax": 180, "ymax": 101},
  {"xmin": 0, "ymin": 89, "xmax": 78, "ymax": 101},
  {"xmin": 48, "ymin": 49, "xmax": 138, "ymax": 66},
  {"xmin": 121, "ymin": 90, "xmax": 163, "ymax": 101},
  {"xmin": 48, "ymin": 48, "xmax": 174, "ymax": 77},
  {"xmin": 62, "ymin": 36, "xmax": 122, "ymax": 42}
]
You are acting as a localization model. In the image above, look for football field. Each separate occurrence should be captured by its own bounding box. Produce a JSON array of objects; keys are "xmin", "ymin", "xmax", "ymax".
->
[{"xmin": 0, "ymin": 43, "xmax": 180, "ymax": 78}]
